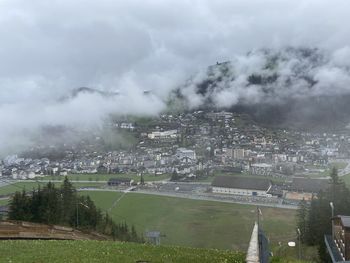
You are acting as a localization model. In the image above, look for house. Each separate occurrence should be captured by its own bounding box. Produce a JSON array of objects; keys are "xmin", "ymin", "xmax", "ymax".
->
[
  {"xmin": 211, "ymin": 176, "xmax": 271, "ymax": 197},
  {"xmin": 148, "ymin": 130, "xmax": 178, "ymax": 140},
  {"xmin": 289, "ymin": 178, "xmax": 329, "ymax": 193},
  {"xmin": 176, "ymin": 148, "xmax": 196, "ymax": 160},
  {"xmin": 107, "ymin": 178, "xmax": 131, "ymax": 186},
  {"xmin": 250, "ymin": 163, "xmax": 273, "ymax": 176},
  {"xmin": 334, "ymin": 216, "xmax": 350, "ymax": 261},
  {"xmin": 325, "ymin": 215, "xmax": 350, "ymax": 262}
]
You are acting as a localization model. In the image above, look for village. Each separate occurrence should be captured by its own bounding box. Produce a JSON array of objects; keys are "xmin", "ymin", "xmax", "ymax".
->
[{"xmin": 1, "ymin": 111, "xmax": 350, "ymax": 206}]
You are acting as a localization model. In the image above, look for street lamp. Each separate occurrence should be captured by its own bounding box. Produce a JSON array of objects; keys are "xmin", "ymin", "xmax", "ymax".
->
[
  {"xmin": 297, "ymin": 228, "xmax": 301, "ymax": 260},
  {"xmin": 330, "ymin": 202, "xmax": 334, "ymax": 240}
]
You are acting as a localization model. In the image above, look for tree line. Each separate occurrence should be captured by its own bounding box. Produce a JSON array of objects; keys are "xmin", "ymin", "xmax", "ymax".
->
[
  {"xmin": 8, "ymin": 177, "xmax": 143, "ymax": 243},
  {"xmin": 297, "ymin": 168, "xmax": 350, "ymax": 262}
]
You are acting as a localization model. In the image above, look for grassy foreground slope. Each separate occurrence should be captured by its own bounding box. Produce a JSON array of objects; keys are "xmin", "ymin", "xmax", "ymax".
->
[
  {"xmin": 0, "ymin": 240, "xmax": 245, "ymax": 263},
  {"xmin": 80, "ymin": 191, "xmax": 297, "ymax": 250}
]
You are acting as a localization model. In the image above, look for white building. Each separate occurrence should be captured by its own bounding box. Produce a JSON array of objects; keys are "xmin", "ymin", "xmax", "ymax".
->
[
  {"xmin": 148, "ymin": 130, "xmax": 178, "ymax": 140},
  {"xmin": 211, "ymin": 176, "xmax": 271, "ymax": 197},
  {"xmin": 250, "ymin": 163, "xmax": 273, "ymax": 176},
  {"xmin": 176, "ymin": 148, "xmax": 196, "ymax": 160}
]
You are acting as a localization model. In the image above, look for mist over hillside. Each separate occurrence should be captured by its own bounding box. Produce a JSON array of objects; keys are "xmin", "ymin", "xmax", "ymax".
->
[
  {"xmin": 170, "ymin": 47, "xmax": 350, "ymax": 129},
  {"xmin": 3, "ymin": 47, "xmax": 350, "ymax": 156}
]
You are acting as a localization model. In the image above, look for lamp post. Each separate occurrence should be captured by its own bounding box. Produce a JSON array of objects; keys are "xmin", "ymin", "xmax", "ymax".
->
[
  {"xmin": 330, "ymin": 202, "xmax": 334, "ymax": 240},
  {"xmin": 297, "ymin": 228, "xmax": 301, "ymax": 260}
]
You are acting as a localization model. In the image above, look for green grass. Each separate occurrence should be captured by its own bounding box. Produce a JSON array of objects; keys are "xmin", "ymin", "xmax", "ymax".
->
[
  {"xmin": 0, "ymin": 240, "xmax": 245, "ymax": 263},
  {"xmin": 39, "ymin": 173, "xmax": 170, "ymax": 182},
  {"xmin": 0, "ymin": 181, "xmax": 105, "ymax": 196},
  {"xmin": 307, "ymin": 161, "xmax": 348, "ymax": 178},
  {"xmin": 342, "ymin": 173, "xmax": 350, "ymax": 187},
  {"xmin": 271, "ymin": 244, "xmax": 318, "ymax": 262},
  {"xmin": 80, "ymin": 191, "xmax": 297, "ymax": 251},
  {"xmin": 0, "ymin": 198, "xmax": 9, "ymax": 206},
  {"xmin": 0, "ymin": 182, "xmax": 46, "ymax": 195},
  {"xmin": 330, "ymin": 161, "xmax": 348, "ymax": 170},
  {"xmin": 78, "ymin": 191, "xmax": 123, "ymax": 211}
]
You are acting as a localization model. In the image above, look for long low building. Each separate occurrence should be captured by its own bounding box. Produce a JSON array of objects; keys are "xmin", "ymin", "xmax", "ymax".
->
[
  {"xmin": 211, "ymin": 176, "xmax": 272, "ymax": 197},
  {"xmin": 285, "ymin": 177, "xmax": 330, "ymax": 201}
]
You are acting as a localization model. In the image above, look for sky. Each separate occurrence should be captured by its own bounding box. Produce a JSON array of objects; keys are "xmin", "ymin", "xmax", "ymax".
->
[{"xmin": 1, "ymin": 0, "xmax": 350, "ymax": 154}]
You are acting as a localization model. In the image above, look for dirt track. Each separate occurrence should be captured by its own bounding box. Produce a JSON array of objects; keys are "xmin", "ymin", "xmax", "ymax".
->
[{"xmin": 0, "ymin": 220, "xmax": 110, "ymax": 240}]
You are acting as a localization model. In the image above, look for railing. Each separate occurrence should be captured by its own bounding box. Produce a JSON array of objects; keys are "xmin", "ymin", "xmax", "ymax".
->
[{"xmin": 246, "ymin": 222, "xmax": 259, "ymax": 263}]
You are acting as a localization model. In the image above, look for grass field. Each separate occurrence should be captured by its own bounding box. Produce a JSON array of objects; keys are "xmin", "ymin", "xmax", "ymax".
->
[
  {"xmin": 0, "ymin": 198, "xmax": 9, "ymax": 206},
  {"xmin": 272, "ymin": 244, "xmax": 318, "ymax": 263},
  {"xmin": 306, "ymin": 161, "xmax": 348, "ymax": 178},
  {"xmin": 39, "ymin": 173, "xmax": 170, "ymax": 182},
  {"xmin": 79, "ymin": 191, "xmax": 297, "ymax": 250},
  {"xmin": 0, "ymin": 181, "xmax": 105, "ymax": 196},
  {"xmin": 342, "ymin": 173, "xmax": 350, "ymax": 187},
  {"xmin": 0, "ymin": 240, "xmax": 245, "ymax": 263}
]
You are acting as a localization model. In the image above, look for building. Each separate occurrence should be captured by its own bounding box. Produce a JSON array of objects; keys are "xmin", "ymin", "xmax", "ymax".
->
[
  {"xmin": 250, "ymin": 163, "xmax": 273, "ymax": 176},
  {"xmin": 224, "ymin": 148, "xmax": 245, "ymax": 160},
  {"xmin": 234, "ymin": 149, "xmax": 245, "ymax": 160},
  {"xmin": 325, "ymin": 215, "xmax": 350, "ymax": 262},
  {"xmin": 176, "ymin": 148, "xmax": 196, "ymax": 160},
  {"xmin": 289, "ymin": 177, "xmax": 329, "ymax": 193},
  {"xmin": 334, "ymin": 216, "xmax": 350, "ymax": 261},
  {"xmin": 117, "ymin": 122, "xmax": 135, "ymax": 130},
  {"xmin": 107, "ymin": 178, "xmax": 131, "ymax": 186},
  {"xmin": 285, "ymin": 178, "xmax": 329, "ymax": 201},
  {"xmin": 148, "ymin": 130, "xmax": 178, "ymax": 140},
  {"xmin": 211, "ymin": 176, "xmax": 271, "ymax": 197}
]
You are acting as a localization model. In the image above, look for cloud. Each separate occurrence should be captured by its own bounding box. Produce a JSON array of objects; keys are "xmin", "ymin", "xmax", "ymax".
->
[
  {"xmin": 177, "ymin": 47, "xmax": 350, "ymax": 109},
  {"xmin": 1, "ymin": 0, "xmax": 350, "ymax": 154}
]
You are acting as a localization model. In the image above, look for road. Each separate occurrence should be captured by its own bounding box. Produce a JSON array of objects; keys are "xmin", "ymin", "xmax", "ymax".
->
[
  {"xmin": 309, "ymin": 159, "xmax": 350, "ymax": 179},
  {"xmin": 338, "ymin": 159, "xmax": 350, "ymax": 176}
]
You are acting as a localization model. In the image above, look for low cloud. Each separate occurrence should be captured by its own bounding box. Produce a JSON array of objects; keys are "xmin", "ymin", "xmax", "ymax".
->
[{"xmin": 1, "ymin": 0, "xmax": 350, "ymax": 154}]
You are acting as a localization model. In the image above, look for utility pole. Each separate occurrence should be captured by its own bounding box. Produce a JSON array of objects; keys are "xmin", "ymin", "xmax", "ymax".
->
[
  {"xmin": 76, "ymin": 201, "xmax": 79, "ymax": 228},
  {"xmin": 330, "ymin": 202, "xmax": 334, "ymax": 240},
  {"xmin": 297, "ymin": 228, "xmax": 301, "ymax": 260}
]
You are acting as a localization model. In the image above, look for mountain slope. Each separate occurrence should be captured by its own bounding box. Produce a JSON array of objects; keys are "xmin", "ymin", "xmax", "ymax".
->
[{"xmin": 169, "ymin": 47, "xmax": 350, "ymax": 129}]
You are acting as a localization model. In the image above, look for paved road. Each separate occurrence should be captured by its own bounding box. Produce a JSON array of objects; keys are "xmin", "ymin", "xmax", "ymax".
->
[
  {"xmin": 338, "ymin": 159, "xmax": 350, "ymax": 176},
  {"xmin": 307, "ymin": 159, "xmax": 350, "ymax": 179}
]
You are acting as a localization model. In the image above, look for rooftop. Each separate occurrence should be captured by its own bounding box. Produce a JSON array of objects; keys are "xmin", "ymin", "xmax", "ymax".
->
[
  {"xmin": 334, "ymin": 215, "xmax": 350, "ymax": 228},
  {"xmin": 212, "ymin": 176, "xmax": 271, "ymax": 191},
  {"xmin": 290, "ymin": 177, "xmax": 329, "ymax": 193}
]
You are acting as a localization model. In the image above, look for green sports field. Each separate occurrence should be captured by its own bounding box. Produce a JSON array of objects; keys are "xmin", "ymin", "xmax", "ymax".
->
[{"xmin": 80, "ymin": 191, "xmax": 297, "ymax": 250}]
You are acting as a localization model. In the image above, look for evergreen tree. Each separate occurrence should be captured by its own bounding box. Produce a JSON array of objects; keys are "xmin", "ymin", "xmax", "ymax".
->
[
  {"xmin": 60, "ymin": 176, "xmax": 76, "ymax": 225},
  {"xmin": 302, "ymin": 168, "xmax": 350, "ymax": 261},
  {"xmin": 131, "ymin": 225, "xmax": 138, "ymax": 242},
  {"xmin": 7, "ymin": 178, "xmax": 143, "ymax": 243},
  {"xmin": 140, "ymin": 173, "xmax": 145, "ymax": 185},
  {"xmin": 171, "ymin": 170, "xmax": 179, "ymax": 181},
  {"xmin": 296, "ymin": 198, "xmax": 309, "ymax": 243},
  {"xmin": 8, "ymin": 190, "xmax": 31, "ymax": 221}
]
